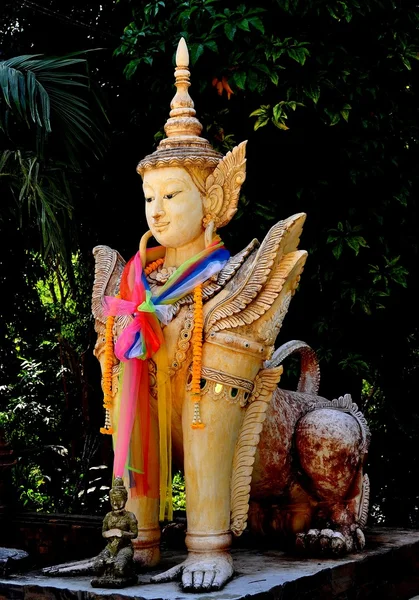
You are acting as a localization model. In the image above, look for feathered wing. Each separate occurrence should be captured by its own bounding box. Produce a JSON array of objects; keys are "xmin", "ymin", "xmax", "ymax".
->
[
  {"xmin": 204, "ymin": 213, "xmax": 307, "ymax": 336},
  {"xmin": 230, "ymin": 366, "xmax": 283, "ymax": 536},
  {"xmin": 92, "ymin": 245, "xmax": 126, "ymax": 326},
  {"xmin": 92, "ymin": 245, "xmax": 126, "ymax": 363}
]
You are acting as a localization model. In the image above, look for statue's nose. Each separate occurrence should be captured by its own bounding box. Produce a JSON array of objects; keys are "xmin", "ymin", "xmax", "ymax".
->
[
  {"xmin": 152, "ymin": 198, "xmax": 165, "ymax": 219},
  {"xmin": 153, "ymin": 208, "xmax": 165, "ymax": 220}
]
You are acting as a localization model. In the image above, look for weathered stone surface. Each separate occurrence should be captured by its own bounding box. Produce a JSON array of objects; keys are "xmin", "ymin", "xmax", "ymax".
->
[
  {"xmin": 0, "ymin": 547, "xmax": 29, "ymax": 578},
  {"xmin": 1, "ymin": 529, "xmax": 419, "ymax": 599}
]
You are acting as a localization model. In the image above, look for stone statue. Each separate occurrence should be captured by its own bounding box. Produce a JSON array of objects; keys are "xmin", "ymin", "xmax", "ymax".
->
[
  {"xmin": 42, "ymin": 477, "xmax": 138, "ymax": 588},
  {"xmin": 91, "ymin": 476, "xmax": 138, "ymax": 588},
  {"xmin": 92, "ymin": 38, "xmax": 370, "ymax": 592}
]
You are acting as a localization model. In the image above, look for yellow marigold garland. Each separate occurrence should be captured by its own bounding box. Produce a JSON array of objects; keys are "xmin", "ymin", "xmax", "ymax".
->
[
  {"xmin": 191, "ymin": 283, "xmax": 205, "ymax": 429},
  {"xmin": 100, "ymin": 258, "xmax": 165, "ymax": 435}
]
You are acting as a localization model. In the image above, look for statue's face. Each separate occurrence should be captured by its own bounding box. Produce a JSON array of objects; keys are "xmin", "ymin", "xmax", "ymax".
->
[
  {"xmin": 143, "ymin": 167, "xmax": 204, "ymax": 248},
  {"xmin": 110, "ymin": 492, "xmax": 125, "ymax": 511}
]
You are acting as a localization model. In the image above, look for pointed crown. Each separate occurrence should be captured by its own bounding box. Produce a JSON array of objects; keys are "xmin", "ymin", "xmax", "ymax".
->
[
  {"xmin": 137, "ymin": 38, "xmax": 222, "ymax": 176},
  {"xmin": 110, "ymin": 476, "xmax": 128, "ymax": 499}
]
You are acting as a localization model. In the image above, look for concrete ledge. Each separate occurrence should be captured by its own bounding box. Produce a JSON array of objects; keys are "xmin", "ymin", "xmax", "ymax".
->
[{"xmin": 1, "ymin": 528, "xmax": 419, "ymax": 599}]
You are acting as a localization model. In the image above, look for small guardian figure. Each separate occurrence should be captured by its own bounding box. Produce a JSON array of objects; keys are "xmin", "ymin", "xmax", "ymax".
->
[
  {"xmin": 91, "ymin": 477, "xmax": 138, "ymax": 588},
  {"xmin": 42, "ymin": 478, "xmax": 138, "ymax": 589}
]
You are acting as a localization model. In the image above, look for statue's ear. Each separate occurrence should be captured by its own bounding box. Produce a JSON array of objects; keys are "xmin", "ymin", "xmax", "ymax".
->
[{"xmin": 204, "ymin": 141, "xmax": 247, "ymax": 228}]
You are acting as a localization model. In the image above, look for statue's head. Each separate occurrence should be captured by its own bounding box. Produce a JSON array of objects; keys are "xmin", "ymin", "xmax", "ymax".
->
[
  {"xmin": 109, "ymin": 476, "xmax": 127, "ymax": 511},
  {"xmin": 137, "ymin": 38, "xmax": 247, "ymax": 249}
]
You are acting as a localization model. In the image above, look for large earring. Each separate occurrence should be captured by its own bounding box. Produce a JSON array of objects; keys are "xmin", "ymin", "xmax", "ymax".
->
[
  {"xmin": 204, "ymin": 219, "xmax": 215, "ymax": 249},
  {"xmin": 139, "ymin": 230, "xmax": 153, "ymax": 268}
]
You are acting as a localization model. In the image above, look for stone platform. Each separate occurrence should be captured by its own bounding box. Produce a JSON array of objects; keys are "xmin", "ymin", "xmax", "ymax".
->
[{"xmin": 1, "ymin": 529, "xmax": 419, "ymax": 600}]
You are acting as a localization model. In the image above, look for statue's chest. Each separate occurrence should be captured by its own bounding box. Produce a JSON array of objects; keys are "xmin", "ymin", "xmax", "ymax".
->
[
  {"xmin": 163, "ymin": 305, "xmax": 194, "ymax": 377},
  {"xmin": 107, "ymin": 512, "xmax": 130, "ymax": 531}
]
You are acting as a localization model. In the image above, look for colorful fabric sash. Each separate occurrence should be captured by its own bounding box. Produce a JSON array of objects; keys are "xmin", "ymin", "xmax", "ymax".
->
[{"xmin": 104, "ymin": 236, "xmax": 229, "ymax": 520}]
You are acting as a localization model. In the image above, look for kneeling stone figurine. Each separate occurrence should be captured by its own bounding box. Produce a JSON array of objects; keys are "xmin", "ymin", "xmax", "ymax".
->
[
  {"xmin": 91, "ymin": 476, "xmax": 138, "ymax": 588},
  {"xmin": 90, "ymin": 38, "xmax": 371, "ymax": 592},
  {"xmin": 43, "ymin": 477, "xmax": 138, "ymax": 588}
]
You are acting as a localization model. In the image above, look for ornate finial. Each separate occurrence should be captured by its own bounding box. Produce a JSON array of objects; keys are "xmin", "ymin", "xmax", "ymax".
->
[
  {"xmin": 176, "ymin": 37, "xmax": 189, "ymax": 67},
  {"xmin": 163, "ymin": 37, "xmax": 202, "ymax": 141},
  {"xmin": 137, "ymin": 38, "xmax": 222, "ymax": 175}
]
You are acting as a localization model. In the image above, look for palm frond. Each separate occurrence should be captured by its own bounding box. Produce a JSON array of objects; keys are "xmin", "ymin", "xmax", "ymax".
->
[
  {"xmin": 0, "ymin": 52, "xmax": 107, "ymax": 158},
  {"xmin": 1, "ymin": 149, "xmax": 73, "ymax": 268}
]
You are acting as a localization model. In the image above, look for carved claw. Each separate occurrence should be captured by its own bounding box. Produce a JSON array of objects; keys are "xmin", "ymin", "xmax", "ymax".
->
[
  {"xmin": 151, "ymin": 552, "xmax": 234, "ymax": 592},
  {"xmin": 330, "ymin": 532, "xmax": 346, "ymax": 556},
  {"xmin": 295, "ymin": 526, "xmax": 365, "ymax": 557},
  {"xmin": 306, "ymin": 528, "xmax": 321, "ymax": 553},
  {"xmin": 355, "ymin": 527, "xmax": 366, "ymax": 551},
  {"xmin": 295, "ymin": 533, "xmax": 306, "ymax": 553},
  {"xmin": 319, "ymin": 528, "xmax": 334, "ymax": 554}
]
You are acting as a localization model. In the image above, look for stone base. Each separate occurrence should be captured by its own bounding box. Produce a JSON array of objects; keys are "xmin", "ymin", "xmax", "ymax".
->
[
  {"xmin": 0, "ymin": 548, "xmax": 29, "ymax": 577},
  {"xmin": 1, "ymin": 529, "xmax": 419, "ymax": 599},
  {"xmin": 91, "ymin": 574, "xmax": 138, "ymax": 588}
]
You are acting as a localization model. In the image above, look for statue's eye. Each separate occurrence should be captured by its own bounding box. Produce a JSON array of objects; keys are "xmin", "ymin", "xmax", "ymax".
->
[
  {"xmin": 145, "ymin": 197, "xmax": 153, "ymax": 203},
  {"xmin": 164, "ymin": 191, "xmax": 180, "ymax": 200}
]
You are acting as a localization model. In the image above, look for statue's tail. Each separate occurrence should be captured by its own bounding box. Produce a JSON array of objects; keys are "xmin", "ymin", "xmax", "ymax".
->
[{"xmin": 264, "ymin": 340, "xmax": 320, "ymax": 395}]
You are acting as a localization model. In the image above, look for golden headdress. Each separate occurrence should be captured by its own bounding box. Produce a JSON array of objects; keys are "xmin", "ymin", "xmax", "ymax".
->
[
  {"xmin": 137, "ymin": 38, "xmax": 222, "ymax": 175},
  {"xmin": 137, "ymin": 38, "xmax": 247, "ymax": 232}
]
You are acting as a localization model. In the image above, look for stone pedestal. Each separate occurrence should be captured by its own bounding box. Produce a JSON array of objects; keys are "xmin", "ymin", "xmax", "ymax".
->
[{"xmin": 1, "ymin": 529, "xmax": 419, "ymax": 599}]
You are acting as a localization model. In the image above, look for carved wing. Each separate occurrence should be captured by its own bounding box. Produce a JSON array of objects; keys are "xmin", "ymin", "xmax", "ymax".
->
[
  {"xmin": 204, "ymin": 213, "xmax": 307, "ymax": 334},
  {"xmin": 92, "ymin": 245, "xmax": 126, "ymax": 326},
  {"xmin": 216, "ymin": 238, "xmax": 259, "ymax": 286},
  {"xmin": 204, "ymin": 141, "xmax": 247, "ymax": 228},
  {"xmin": 230, "ymin": 366, "xmax": 283, "ymax": 536},
  {"xmin": 92, "ymin": 245, "xmax": 128, "ymax": 364}
]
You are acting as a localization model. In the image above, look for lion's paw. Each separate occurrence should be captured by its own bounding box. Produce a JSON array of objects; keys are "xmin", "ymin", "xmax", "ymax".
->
[{"xmin": 295, "ymin": 525, "xmax": 365, "ymax": 557}]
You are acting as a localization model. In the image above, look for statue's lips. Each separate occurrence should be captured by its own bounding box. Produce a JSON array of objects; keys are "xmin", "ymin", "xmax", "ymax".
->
[{"xmin": 153, "ymin": 222, "xmax": 170, "ymax": 231}]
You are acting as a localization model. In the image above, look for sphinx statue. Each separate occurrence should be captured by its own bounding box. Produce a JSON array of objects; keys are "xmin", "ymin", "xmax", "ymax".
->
[{"xmin": 92, "ymin": 38, "xmax": 370, "ymax": 592}]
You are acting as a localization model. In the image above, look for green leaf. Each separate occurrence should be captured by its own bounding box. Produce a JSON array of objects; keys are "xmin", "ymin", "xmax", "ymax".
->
[
  {"xmin": 204, "ymin": 40, "xmax": 218, "ymax": 53},
  {"xmin": 233, "ymin": 71, "xmax": 247, "ymax": 90},
  {"xmin": 249, "ymin": 105, "xmax": 270, "ymax": 118},
  {"xmin": 248, "ymin": 16, "xmax": 265, "ymax": 33},
  {"xmin": 304, "ymin": 85, "xmax": 320, "ymax": 104},
  {"xmin": 224, "ymin": 22, "xmax": 237, "ymax": 41},
  {"xmin": 237, "ymin": 18, "xmax": 250, "ymax": 31},
  {"xmin": 347, "ymin": 236, "xmax": 367, "ymax": 255},
  {"xmin": 247, "ymin": 69, "xmax": 260, "ymax": 92},
  {"xmin": 273, "ymin": 120, "xmax": 289, "ymax": 130},
  {"xmin": 190, "ymin": 43, "xmax": 204, "ymax": 65},
  {"xmin": 273, "ymin": 103, "xmax": 283, "ymax": 121},
  {"xmin": 325, "ymin": 108, "xmax": 341, "ymax": 126},
  {"xmin": 254, "ymin": 117, "xmax": 269, "ymax": 130},
  {"xmin": 287, "ymin": 47, "xmax": 309, "ymax": 65},
  {"xmin": 332, "ymin": 242, "xmax": 343, "ymax": 259}
]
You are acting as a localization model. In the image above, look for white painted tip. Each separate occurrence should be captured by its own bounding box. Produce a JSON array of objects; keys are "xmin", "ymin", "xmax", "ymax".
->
[{"xmin": 176, "ymin": 37, "xmax": 189, "ymax": 67}]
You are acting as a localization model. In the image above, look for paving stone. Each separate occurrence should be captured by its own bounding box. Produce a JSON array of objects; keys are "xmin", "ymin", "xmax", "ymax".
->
[{"xmin": 0, "ymin": 528, "xmax": 418, "ymax": 599}]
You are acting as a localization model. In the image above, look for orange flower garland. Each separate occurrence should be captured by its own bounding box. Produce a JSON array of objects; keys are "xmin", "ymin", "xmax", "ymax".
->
[
  {"xmin": 191, "ymin": 284, "xmax": 205, "ymax": 429},
  {"xmin": 100, "ymin": 258, "xmax": 165, "ymax": 435},
  {"xmin": 100, "ymin": 295, "xmax": 119, "ymax": 435},
  {"xmin": 144, "ymin": 258, "xmax": 165, "ymax": 276}
]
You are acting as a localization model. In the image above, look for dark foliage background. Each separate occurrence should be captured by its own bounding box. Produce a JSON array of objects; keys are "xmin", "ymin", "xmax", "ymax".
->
[{"xmin": 0, "ymin": 0, "xmax": 418, "ymax": 525}]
